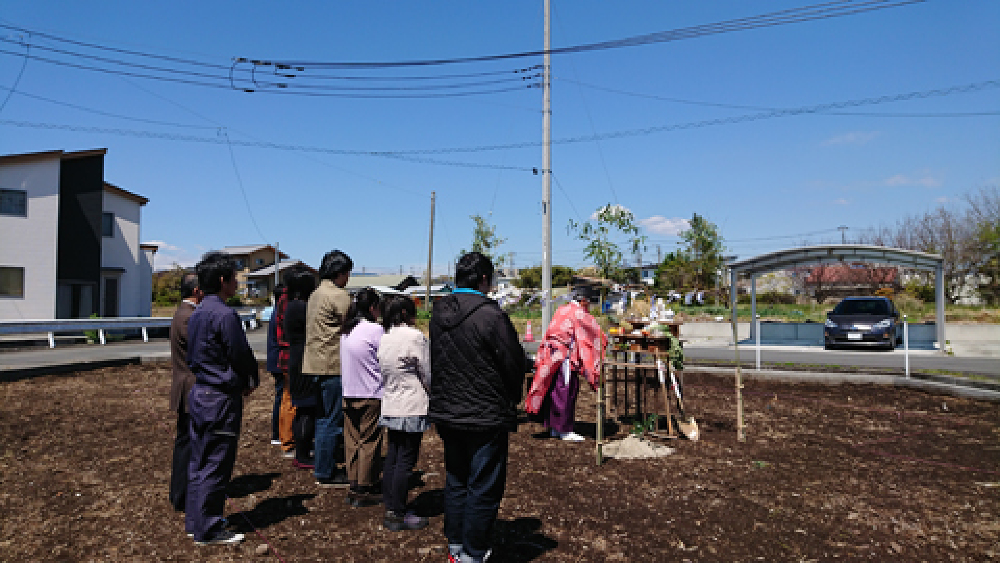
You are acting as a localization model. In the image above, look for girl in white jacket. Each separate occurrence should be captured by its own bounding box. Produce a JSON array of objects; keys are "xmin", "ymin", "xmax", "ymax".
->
[{"xmin": 377, "ymin": 295, "xmax": 431, "ymax": 531}]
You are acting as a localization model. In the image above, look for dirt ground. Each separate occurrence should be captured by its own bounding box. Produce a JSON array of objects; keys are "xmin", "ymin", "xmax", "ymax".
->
[{"xmin": 1, "ymin": 363, "xmax": 997, "ymax": 562}]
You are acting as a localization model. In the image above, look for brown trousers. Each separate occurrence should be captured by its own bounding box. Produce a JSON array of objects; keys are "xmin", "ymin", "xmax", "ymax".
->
[
  {"xmin": 343, "ymin": 398, "xmax": 383, "ymax": 486},
  {"xmin": 279, "ymin": 375, "xmax": 297, "ymax": 452}
]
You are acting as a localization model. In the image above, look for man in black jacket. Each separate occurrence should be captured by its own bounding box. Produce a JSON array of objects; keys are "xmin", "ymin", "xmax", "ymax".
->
[{"xmin": 429, "ymin": 252, "xmax": 525, "ymax": 563}]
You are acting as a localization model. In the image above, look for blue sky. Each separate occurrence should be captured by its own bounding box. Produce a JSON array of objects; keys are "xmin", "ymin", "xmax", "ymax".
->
[{"xmin": 1, "ymin": 1, "xmax": 997, "ymax": 275}]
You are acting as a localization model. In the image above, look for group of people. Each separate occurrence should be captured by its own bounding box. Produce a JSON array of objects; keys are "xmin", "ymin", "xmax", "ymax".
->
[{"xmin": 171, "ymin": 250, "xmax": 572, "ymax": 563}]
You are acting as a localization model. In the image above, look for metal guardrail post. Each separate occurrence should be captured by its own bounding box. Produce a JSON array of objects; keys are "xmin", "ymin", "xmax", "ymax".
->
[
  {"xmin": 755, "ymin": 314, "xmax": 761, "ymax": 371},
  {"xmin": 142, "ymin": 327, "xmax": 149, "ymax": 343},
  {"xmin": 48, "ymin": 332, "xmax": 55, "ymax": 349},
  {"xmin": 99, "ymin": 329, "xmax": 106, "ymax": 346}
]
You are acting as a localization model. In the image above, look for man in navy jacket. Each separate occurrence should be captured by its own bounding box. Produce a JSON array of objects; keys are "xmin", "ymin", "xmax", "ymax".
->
[
  {"xmin": 185, "ymin": 251, "xmax": 258, "ymax": 546},
  {"xmin": 429, "ymin": 252, "xmax": 524, "ymax": 563}
]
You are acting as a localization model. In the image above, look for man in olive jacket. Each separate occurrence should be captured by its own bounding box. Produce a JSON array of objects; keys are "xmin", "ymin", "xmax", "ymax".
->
[
  {"xmin": 303, "ymin": 249, "xmax": 353, "ymax": 486},
  {"xmin": 429, "ymin": 252, "xmax": 525, "ymax": 563}
]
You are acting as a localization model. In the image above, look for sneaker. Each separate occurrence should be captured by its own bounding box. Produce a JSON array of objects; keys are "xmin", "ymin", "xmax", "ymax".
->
[
  {"xmin": 559, "ymin": 431, "xmax": 585, "ymax": 442},
  {"xmin": 281, "ymin": 450, "xmax": 295, "ymax": 459},
  {"xmin": 384, "ymin": 510, "xmax": 429, "ymax": 531},
  {"xmin": 270, "ymin": 439, "xmax": 281, "ymax": 446},
  {"xmin": 316, "ymin": 469, "xmax": 350, "ymax": 488},
  {"xmin": 194, "ymin": 529, "xmax": 244, "ymax": 546}
]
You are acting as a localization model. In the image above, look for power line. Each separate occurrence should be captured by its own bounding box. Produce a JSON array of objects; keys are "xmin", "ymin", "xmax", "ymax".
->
[
  {"xmin": 558, "ymin": 77, "xmax": 1000, "ymax": 117},
  {"xmin": 0, "ymin": 34, "xmax": 29, "ymax": 114},
  {"xmin": 262, "ymin": 0, "xmax": 922, "ymax": 68},
  {"xmin": 221, "ymin": 129, "xmax": 269, "ymax": 243},
  {"xmin": 0, "ymin": 85, "xmax": 218, "ymax": 129},
  {"xmin": 363, "ymin": 79, "xmax": 1000, "ymax": 154},
  {"xmin": 4, "ymin": 79, "xmax": 995, "ymax": 169}
]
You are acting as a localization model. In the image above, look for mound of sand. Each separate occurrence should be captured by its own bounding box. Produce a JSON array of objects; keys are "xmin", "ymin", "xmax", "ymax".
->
[{"xmin": 601, "ymin": 434, "xmax": 675, "ymax": 459}]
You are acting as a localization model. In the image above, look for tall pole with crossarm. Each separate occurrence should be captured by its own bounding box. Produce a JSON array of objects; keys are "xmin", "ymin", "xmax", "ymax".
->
[{"xmin": 541, "ymin": 0, "xmax": 553, "ymax": 333}]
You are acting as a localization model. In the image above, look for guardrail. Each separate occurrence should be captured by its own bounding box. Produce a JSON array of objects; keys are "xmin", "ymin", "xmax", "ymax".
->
[{"xmin": 0, "ymin": 312, "xmax": 260, "ymax": 348}]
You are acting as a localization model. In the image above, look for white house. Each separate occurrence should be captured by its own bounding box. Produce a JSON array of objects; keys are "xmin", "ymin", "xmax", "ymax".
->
[{"xmin": 0, "ymin": 149, "xmax": 154, "ymax": 320}]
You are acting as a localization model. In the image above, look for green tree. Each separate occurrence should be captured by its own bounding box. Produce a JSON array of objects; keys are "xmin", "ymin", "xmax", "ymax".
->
[
  {"xmin": 654, "ymin": 251, "xmax": 695, "ymax": 290},
  {"xmin": 460, "ymin": 214, "xmax": 506, "ymax": 266},
  {"xmin": 151, "ymin": 265, "xmax": 186, "ymax": 306},
  {"xmin": 678, "ymin": 213, "xmax": 724, "ymax": 288},
  {"xmin": 514, "ymin": 265, "xmax": 575, "ymax": 289},
  {"xmin": 569, "ymin": 204, "xmax": 646, "ymax": 300}
]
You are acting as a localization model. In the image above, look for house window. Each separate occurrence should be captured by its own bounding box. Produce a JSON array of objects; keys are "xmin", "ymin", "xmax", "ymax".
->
[
  {"xmin": 235, "ymin": 259, "xmax": 245, "ymax": 270},
  {"xmin": 102, "ymin": 212, "xmax": 114, "ymax": 237},
  {"xmin": 0, "ymin": 189, "xmax": 27, "ymax": 216},
  {"xmin": 255, "ymin": 257, "xmax": 265, "ymax": 267},
  {"xmin": 0, "ymin": 266, "xmax": 25, "ymax": 297}
]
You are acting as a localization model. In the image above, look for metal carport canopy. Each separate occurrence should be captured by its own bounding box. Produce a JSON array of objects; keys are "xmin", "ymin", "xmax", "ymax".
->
[
  {"xmin": 727, "ymin": 244, "xmax": 946, "ymax": 352},
  {"xmin": 728, "ymin": 244, "xmax": 942, "ymax": 275}
]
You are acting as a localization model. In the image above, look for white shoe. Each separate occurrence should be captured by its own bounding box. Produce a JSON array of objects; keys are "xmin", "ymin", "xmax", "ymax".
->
[
  {"xmin": 559, "ymin": 431, "xmax": 585, "ymax": 442},
  {"xmin": 270, "ymin": 439, "xmax": 281, "ymax": 446}
]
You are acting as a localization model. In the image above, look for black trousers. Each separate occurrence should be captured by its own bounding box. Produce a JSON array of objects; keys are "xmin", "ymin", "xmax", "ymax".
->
[
  {"xmin": 383, "ymin": 429, "xmax": 423, "ymax": 512},
  {"xmin": 293, "ymin": 405, "xmax": 316, "ymax": 463},
  {"xmin": 169, "ymin": 409, "xmax": 191, "ymax": 512}
]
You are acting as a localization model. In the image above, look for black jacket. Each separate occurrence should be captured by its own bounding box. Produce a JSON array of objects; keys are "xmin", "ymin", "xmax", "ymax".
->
[
  {"xmin": 428, "ymin": 292, "xmax": 525, "ymax": 431},
  {"xmin": 284, "ymin": 299, "xmax": 318, "ymax": 406}
]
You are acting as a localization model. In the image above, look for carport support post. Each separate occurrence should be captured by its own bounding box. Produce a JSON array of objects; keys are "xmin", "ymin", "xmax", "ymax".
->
[
  {"xmin": 750, "ymin": 275, "xmax": 757, "ymax": 341},
  {"xmin": 935, "ymin": 265, "xmax": 945, "ymax": 353},
  {"xmin": 903, "ymin": 314, "xmax": 910, "ymax": 378}
]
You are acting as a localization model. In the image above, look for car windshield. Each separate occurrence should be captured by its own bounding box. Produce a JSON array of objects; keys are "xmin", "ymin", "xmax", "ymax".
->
[{"xmin": 832, "ymin": 299, "xmax": 889, "ymax": 316}]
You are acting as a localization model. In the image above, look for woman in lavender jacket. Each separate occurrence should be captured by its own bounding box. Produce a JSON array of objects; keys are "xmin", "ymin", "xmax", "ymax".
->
[{"xmin": 377, "ymin": 295, "xmax": 431, "ymax": 531}]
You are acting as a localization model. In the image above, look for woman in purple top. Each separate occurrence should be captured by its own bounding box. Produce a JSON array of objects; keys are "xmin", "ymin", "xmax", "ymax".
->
[{"xmin": 340, "ymin": 287, "xmax": 385, "ymax": 507}]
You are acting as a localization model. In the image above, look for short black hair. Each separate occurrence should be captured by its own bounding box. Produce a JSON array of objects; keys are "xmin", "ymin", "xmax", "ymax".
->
[
  {"xmin": 195, "ymin": 251, "xmax": 237, "ymax": 295},
  {"xmin": 318, "ymin": 250, "xmax": 353, "ymax": 281},
  {"xmin": 343, "ymin": 287, "xmax": 381, "ymax": 335},
  {"xmin": 285, "ymin": 267, "xmax": 316, "ymax": 301},
  {"xmin": 180, "ymin": 273, "xmax": 199, "ymax": 299},
  {"xmin": 455, "ymin": 252, "xmax": 493, "ymax": 290},
  {"xmin": 272, "ymin": 283, "xmax": 286, "ymax": 298},
  {"xmin": 381, "ymin": 294, "xmax": 416, "ymax": 331}
]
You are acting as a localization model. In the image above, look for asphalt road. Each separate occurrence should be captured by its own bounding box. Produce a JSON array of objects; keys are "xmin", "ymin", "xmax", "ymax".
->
[{"xmin": 1, "ymin": 330, "xmax": 996, "ymax": 378}]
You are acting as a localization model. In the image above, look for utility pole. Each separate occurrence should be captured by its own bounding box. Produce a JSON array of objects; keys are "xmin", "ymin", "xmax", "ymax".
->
[
  {"xmin": 274, "ymin": 243, "xmax": 279, "ymax": 294},
  {"xmin": 541, "ymin": 0, "xmax": 553, "ymax": 333},
  {"xmin": 425, "ymin": 191, "xmax": 436, "ymax": 312},
  {"xmin": 657, "ymin": 244, "xmax": 662, "ymax": 264},
  {"xmin": 839, "ymin": 225, "xmax": 848, "ymax": 244}
]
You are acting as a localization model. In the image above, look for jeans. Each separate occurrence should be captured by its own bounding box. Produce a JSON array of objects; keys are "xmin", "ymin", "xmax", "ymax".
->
[
  {"xmin": 313, "ymin": 376, "xmax": 344, "ymax": 480},
  {"xmin": 437, "ymin": 425, "xmax": 509, "ymax": 561},
  {"xmin": 270, "ymin": 373, "xmax": 283, "ymax": 442}
]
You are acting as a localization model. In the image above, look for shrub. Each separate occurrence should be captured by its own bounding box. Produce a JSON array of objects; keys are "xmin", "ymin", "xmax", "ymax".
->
[{"xmin": 904, "ymin": 279, "xmax": 935, "ymax": 302}]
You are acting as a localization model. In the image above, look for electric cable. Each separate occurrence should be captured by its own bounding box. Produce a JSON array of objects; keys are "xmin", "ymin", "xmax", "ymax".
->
[
  {"xmin": 0, "ymin": 84, "xmax": 218, "ymax": 129},
  {"xmin": 264, "ymin": 0, "xmax": 922, "ymax": 68},
  {"xmin": 0, "ymin": 34, "xmax": 29, "ymax": 114},
  {"xmin": 558, "ymin": 77, "xmax": 1000, "ymax": 117},
  {"xmin": 222, "ymin": 128, "xmax": 270, "ymax": 244}
]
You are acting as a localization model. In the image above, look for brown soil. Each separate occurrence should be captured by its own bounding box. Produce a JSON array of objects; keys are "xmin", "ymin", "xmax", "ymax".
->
[{"xmin": 1, "ymin": 364, "xmax": 998, "ymax": 561}]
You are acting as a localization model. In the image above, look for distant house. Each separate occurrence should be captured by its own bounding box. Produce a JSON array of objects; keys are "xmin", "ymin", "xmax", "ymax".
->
[
  {"xmin": 243, "ymin": 259, "xmax": 317, "ymax": 298},
  {"xmin": 0, "ymin": 149, "xmax": 155, "ymax": 320},
  {"xmin": 221, "ymin": 244, "xmax": 289, "ymax": 298}
]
